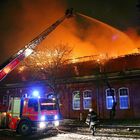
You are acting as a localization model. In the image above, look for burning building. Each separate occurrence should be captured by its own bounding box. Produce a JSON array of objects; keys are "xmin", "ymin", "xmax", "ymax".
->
[
  {"xmin": 0, "ymin": 1, "xmax": 140, "ymax": 120},
  {"xmin": 0, "ymin": 53, "xmax": 140, "ymax": 120}
]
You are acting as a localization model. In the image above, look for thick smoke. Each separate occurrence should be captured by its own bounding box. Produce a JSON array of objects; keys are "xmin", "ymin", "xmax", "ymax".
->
[
  {"xmin": 0, "ymin": 0, "xmax": 66, "ymax": 64},
  {"xmin": 72, "ymin": 13, "xmax": 137, "ymax": 57},
  {"xmin": 124, "ymin": 27, "xmax": 140, "ymax": 52},
  {"xmin": 0, "ymin": 0, "xmax": 139, "ymax": 66}
]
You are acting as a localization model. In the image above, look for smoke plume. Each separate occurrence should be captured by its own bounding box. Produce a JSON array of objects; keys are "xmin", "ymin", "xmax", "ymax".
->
[{"xmin": 0, "ymin": 0, "xmax": 139, "ymax": 66}]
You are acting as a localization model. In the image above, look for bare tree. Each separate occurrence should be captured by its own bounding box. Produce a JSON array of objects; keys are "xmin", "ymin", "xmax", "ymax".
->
[{"xmin": 20, "ymin": 43, "xmax": 72, "ymax": 96}]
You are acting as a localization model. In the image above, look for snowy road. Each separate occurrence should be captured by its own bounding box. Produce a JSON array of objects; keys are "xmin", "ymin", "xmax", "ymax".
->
[
  {"xmin": 0, "ymin": 130, "xmax": 139, "ymax": 140},
  {"xmin": 36, "ymin": 133, "xmax": 139, "ymax": 140}
]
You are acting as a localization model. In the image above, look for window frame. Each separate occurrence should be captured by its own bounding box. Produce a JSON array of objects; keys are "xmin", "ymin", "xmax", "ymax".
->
[
  {"xmin": 119, "ymin": 87, "xmax": 129, "ymax": 109},
  {"xmin": 106, "ymin": 88, "xmax": 116, "ymax": 110},
  {"xmin": 83, "ymin": 90, "xmax": 92, "ymax": 110},
  {"xmin": 72, "ymin": 91, "xmax": 80, "ymax": 110}
]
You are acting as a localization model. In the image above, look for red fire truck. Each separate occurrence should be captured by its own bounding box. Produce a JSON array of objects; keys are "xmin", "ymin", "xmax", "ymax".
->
[
  {"xmin": 0, "ymin": 8, "xmax": 73, "ymax": 135},
  {"xmin": 0, "ymin": 93, "xmax": 61, "ymax": 135}
]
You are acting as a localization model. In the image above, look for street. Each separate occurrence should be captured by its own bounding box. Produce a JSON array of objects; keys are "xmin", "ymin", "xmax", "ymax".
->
[{"xmin": 0, "ymin": 129, "xmax": 139, "ymax": 140}]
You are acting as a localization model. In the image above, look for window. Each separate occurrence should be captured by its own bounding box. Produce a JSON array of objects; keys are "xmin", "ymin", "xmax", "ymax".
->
[
  {"xmin": 28, "ymin": 98, "xmax": 38, "ymax": 111},
  {"xmin": 106, "ymin": 88, "xmax": 116, "ymax": 109},
  {"xmin": 83, "ymin": 90, "xmax": 92, "ymax": 109},
  {"xmin": 3, "ymin": 95, "xmax": 8, "ymax": 106},
  {"xmin": 119, "ymin": 88, "xmax": 129, "ymax": 109},
  {"xmin": 72, "ymin": 91, "xmax": 80, "ymax": 110},
  {"xmin": 46, "ymin": 92, "xmax": 55, "ymax": 99}
]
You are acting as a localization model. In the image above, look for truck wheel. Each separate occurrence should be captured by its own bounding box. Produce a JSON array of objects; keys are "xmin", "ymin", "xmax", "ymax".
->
[{"xmin": 18, "ymin": 121, "xmax": 31, "ymax": 136}]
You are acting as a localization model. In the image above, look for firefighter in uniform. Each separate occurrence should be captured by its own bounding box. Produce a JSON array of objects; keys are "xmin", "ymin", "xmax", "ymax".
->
[{"xmin": 86, "ymin": 108, "xmax": 98, "ymax": 135}]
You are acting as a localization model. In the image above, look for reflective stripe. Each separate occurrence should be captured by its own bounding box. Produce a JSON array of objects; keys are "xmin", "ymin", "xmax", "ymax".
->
[{"xmin": 22, "ymin": 114, "xmax": 38, "ymax": 116}]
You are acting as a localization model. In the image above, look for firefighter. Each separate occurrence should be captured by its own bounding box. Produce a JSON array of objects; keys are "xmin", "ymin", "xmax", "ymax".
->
[{"xmin": 86, "ymin": 108, "xmax": 98, "ymax": 135}]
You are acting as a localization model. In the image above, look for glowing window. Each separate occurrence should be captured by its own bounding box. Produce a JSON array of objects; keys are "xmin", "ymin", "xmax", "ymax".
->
[
  {"xmin": 83, "ymin": 90, "xmax": 92, "ymax": 110},
  {"xmin": 106, "ymin": 88, "xmax": 116, "ymax": 109},
  {"xmin": 72, "ymin": 91, "xmax": 80, "ymax": 110},
  {"xmin": 119, "ymin": 88, "xmax": 129, "ymax": 109}
]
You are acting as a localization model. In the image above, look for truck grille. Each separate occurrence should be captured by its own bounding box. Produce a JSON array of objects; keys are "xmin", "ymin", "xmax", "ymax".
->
[{"xmin": 46, "ymin": 115, "xmax": 54, "ymax": 121}]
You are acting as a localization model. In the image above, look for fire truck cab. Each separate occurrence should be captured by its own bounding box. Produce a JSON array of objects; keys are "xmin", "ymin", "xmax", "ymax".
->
[{"xmin": 1, "ymin": 93, "xmax": 61, "ymax": 135}]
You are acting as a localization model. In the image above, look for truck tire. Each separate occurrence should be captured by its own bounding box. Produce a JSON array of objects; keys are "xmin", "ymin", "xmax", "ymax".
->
[{"xmin": 18, "ymin": 120, "xmax": 32, "ymax": 136}]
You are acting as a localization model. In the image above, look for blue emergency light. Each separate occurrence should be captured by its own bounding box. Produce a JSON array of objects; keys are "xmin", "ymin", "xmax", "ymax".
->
[{"xmin": 32, "ymin": 90, "xmax": 40, "ymax": 97}]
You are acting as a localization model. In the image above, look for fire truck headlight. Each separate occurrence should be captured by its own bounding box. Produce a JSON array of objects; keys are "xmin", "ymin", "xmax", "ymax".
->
[
  {"xmin": 54, "ymin": 115, "xmax": 58, "ymax": 120},
  {"xmin": 39, "ymin": 122, "xmax": 46, "ymax": 129},
  {"xmin": 54, "ymin": 121, "xmax": 59, "ymax": 127},
  {"xmin": 40, "ymin": 115, "xmax": 45, "ymax": 121}
]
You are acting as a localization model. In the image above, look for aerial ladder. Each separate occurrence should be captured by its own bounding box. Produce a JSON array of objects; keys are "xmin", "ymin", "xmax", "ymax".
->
[
  {"xmin": 0, "ymin": 9, "xmax": 73, "ymax": 136},
  {"xmin": 0, "ymin": 8, "xmax": 73, "ymax": 81}
]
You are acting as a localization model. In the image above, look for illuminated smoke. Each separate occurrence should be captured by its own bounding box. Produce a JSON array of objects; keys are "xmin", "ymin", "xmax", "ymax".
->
[
  {"xmin": 0, "ymin": 0, "xmax": 139, "ymax": 65},
  {"xmin": 74, "ymin": 13, "xmax": 137, "ymax": 57},
  {"xmin": 124, "ymin": 27, "xmax": 140, "ymax": 53},
  {"xmin": 0, "ymin": 0, "xmax": 66, "ymax": 64},
  {"xmin": 37, "ymin": 12, "xmax": 138, "ymax": 59}
]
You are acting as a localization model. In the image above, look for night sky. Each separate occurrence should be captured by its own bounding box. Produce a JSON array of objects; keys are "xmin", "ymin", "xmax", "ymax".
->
[
  {"xmin": 67, "ymin": 0, "xmax": 139, "ymax": 29},
  {"xmin": 0, "ymin": 0, "xmax": 140, "ymax": 65}
]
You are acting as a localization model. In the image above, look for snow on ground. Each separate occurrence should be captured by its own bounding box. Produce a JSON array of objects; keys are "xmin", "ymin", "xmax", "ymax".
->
[{"xmin": 46, "ymin": 133, "xmax": 139, "ymax": 140}]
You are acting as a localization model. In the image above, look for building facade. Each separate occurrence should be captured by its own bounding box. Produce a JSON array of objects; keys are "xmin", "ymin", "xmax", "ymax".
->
[{"xmin": 0, "ymin": 54, "xmax": 140, "ymax": 120}]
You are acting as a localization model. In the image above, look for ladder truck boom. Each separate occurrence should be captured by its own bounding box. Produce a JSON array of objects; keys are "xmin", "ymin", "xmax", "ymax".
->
[{"xmin": 0, "ymin": 8, "xmax": 73, "ymax": 81}]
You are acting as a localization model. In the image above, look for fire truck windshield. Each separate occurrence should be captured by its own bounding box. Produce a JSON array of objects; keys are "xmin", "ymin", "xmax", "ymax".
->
[{"xmin": 39, "ymin": 98, "xmax": 57, "ymax": 111}]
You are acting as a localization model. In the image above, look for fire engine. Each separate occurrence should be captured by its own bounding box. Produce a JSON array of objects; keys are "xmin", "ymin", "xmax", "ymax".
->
[
  {"xmin": 0, "ymin": 8, "xmax": 73, "ymax": 135},
  {"xmin": 1, "ymin": 93, "xmax": 61, "ymax": 135}
]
